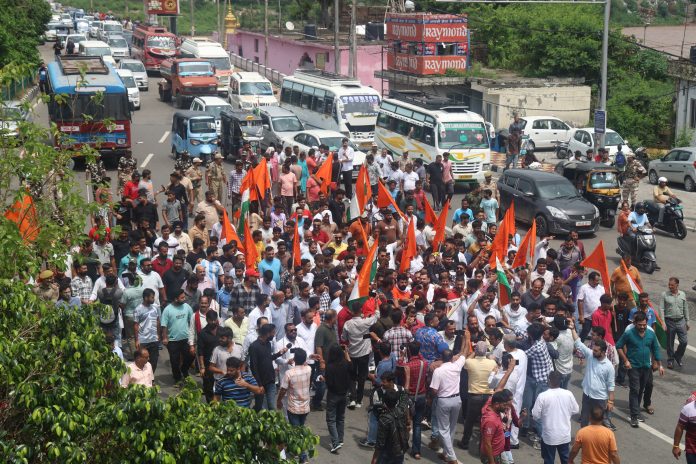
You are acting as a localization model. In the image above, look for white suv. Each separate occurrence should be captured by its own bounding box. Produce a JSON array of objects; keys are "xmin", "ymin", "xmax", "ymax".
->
[
  {"xmin": 189, "ymin": 96, "xmax": 233, "ymax": 135},
  {"xmin": 116, "ymin": 69, "xmax": 141, "ymax": 110},
  {"xmin": 566, "ymin": 127, "xmax": 633, "ymax": 160},
  {"xmin": 519, "ymin": 115, "xmax": 572, "ymax": 151}
]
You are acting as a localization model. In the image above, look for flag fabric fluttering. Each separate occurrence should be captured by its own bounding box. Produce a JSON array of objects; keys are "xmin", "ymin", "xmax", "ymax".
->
[
  {"xmin": 220, "ymin": 209, "xmax": 244, "ymax": 252},
  {"xmin": 580, "ymin": 240, "xmax": 612, "ymax": 297},
  {"xmin": 252, "ymin": 157, "xmax": 270, "ymax": 200},
  {"xmin": 423, "ymin": 196, "xmax": 438, "ymax": 225},
  {"xmin": 348, "ymin": 241, "xmax": 379, "ymax": 306},
  {"xmin": 237, "ymin": 169, "xmax": 253, "ymax": 233},
  {"xmin": 399, "ymin": 218, "xmax": 417, "ymax": 273},
  {"xmin": 243, "ymin": 221, "xmax": 258, "ymax": 268},
  {"xmin": 314, "ymin": 153, "xmax": 334, "ymax": 194},
  {"xmin": 293, "ymin": 220, "xmax": 301, "ymax": 269},
  {"xmin": 495, "ymin": 256, "xmax": 512, "ymax": 307},
  {"xmin": 348, "ymin": 165, "xmax": 372, "ymax": 222},
  {"xmin": 4, "ymin": 194, "xmax": 39, "ymax": 243},
  {"xmin": 489, "ymin": 206, "xmax": 513, "ymax": 268},
  {"xmin": 376, "ymin": 179, "xmax": 406, "ymax": 221},
  {"xmin": 511, "ymin": 220, "xmax": 536, "ymax": 269},
  {"xmin": 621, "ymin": 260, "xmax": 668, "ymax": 349},
  {"xmin": 503, "ymin": 201, "xmax": 516, "ymax": 238},
  {"xmin": 431, "ymin": 199, "xmax": 450, "ymax": 251}
]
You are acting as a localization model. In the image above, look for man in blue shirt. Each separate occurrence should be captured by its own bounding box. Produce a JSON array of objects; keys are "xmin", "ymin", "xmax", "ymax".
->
[
  {"xmin": 453, "ymin": 198, "xmax": 474, "ymax": 224},
  {"xmin": 615, "ymin": 311, "xmax": 664, "ymax": 428},
  {"xmin": 627, "ymin": 202, "xmax": 650, "ymax": 233},
  {"xmin": 213, "ymin": 356, "xmax": 264, "ymax": 407},
  {"xmin": 628, "ymin": 292, "xmax": 657, "ymax": 328},
  {"xmin": 258, "ymin": 246, "xmax": 282, "ymax": 288},
  {"xmin": 161, "ymin": 289, "xmax": 194, "ymax": 384},
  {"xmin": 480, "ymin": 189, "xmax": 499, "ymax": 226}
]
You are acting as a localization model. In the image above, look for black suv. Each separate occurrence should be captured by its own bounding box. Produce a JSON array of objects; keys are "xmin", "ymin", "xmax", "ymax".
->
[{"xmin": 498, "ymin": 169, "xmax": 599, "ymax": 236}]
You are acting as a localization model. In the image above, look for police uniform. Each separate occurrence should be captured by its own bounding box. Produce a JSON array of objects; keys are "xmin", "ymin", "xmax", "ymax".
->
[
  {"xmin": 186, "ymin": 164, "xmax": 204, "ymax": 205},
  {"xmin": 621, "ymin": 158, "xmax": 646, "ymax": 206},
  {"xmin": 86, "ymin": 159, "xmax": 107, "ymax": 194},
  {"xmin": 117, "ymin": 156, "xmax": 138, "ymax": 192},
  {"xmin": 207, "ymin": 159, "xmax": 227, "ymax": 204}
]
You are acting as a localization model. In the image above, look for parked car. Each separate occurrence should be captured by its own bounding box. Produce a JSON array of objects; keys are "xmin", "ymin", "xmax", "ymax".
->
[
  {"xmin": 116, "ymin": 69, "xmax": 141, "ymax": 110},
  {"xmin": 189, "ymin": 96, "xmax": 233, "ymax": 135},
  {"xmin": 282, "ymin": 129, "xmax": 366, "ymax": 173},
  {"xmin": 258, "ymin": 106, "xmax": 305, "ymax": 151},
  {"xmin": 107, "ymin": 35, "xmax": 130, "ymax": 60},
  {"xmin": 64, "ymin": 33, "xmax": 87, "ymax": 50},
  {"xmin": 89, "ymin": 20, "xmax": 103, "ymax": 38},
  {"xmin": 498, "ymin": 169, "xmax": 600, "ymax": 236},
  {"xmin": 118, "ymin": 59, "xmax": 148, "ymax": 90},
  {"xmin": 566, "ymin": 127, "xmax": 633, "ymax": 160},
  {"xmin": 518, "ymin": 115, "xmax": 572, "ymax": 151},
  {"xmin": 0, "ymin": 101, "xmax": 31, "ymax": 137},
  {"xmin": 648, "ymin": 147, "xmax": 696, "ymax": 192}
]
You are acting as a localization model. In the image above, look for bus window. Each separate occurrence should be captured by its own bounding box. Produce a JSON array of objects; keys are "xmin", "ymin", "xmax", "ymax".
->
[
  {"xmin": 410, "ymin": 125, "xmax": 423, "ymax": 140},
  {"xmin": 312, "ymin": 88, "xmax": 326, "ymax": 113},
  {"xmin": 377, "ymin": 112, "xmax": 390, "ymax": 128},
  {"xmin": 290, "ymin": 82, "xmax": 303, "ymax": 106},
  {"xmin": 421, "ymin": 126, "xmax": 435, "ymax": 146},
  {"xmin": 397, "ymin": 121, "xmax": 411, "ymax": 136},
  {"xmin": 324, "ymin": 94, "xmax": 334, "ymax": 116},
  {"xmin": 301, "ymin": 88, "xmax": 312, "ymax": 109}
]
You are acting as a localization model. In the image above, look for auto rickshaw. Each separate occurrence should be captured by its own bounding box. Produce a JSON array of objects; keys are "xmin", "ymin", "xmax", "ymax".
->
[
  {"xmin": 170, "ymin": 110, "xmax": 219, "ymax": 164},
  {"xmin": 554, "ymin": 161, "xmax": 621, "ymax": 227},
  {"xmin": 219, "ymin": 109, "xmax": 263, "ymax": 160}
]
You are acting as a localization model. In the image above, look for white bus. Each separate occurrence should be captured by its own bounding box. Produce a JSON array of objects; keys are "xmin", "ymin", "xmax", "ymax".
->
[
  {"xmin": 279, "ymin": 69, "xmax": 381, "ymax": 150},
  {"xmin": 375, "ymin": 92, "xmax": 492, "ymax": 184}
]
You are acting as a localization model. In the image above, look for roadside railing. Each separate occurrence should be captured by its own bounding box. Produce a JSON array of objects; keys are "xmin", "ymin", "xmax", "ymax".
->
[
  {"xmin": 2, "ymin": 73, "xmax": 37, "ymax": 101},
  {"xmin": 228, "ymin": 53, "xmax": 286, "ymax": 86}
]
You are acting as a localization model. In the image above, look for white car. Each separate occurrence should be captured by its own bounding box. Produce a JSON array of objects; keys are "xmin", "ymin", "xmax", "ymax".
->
[
  {"xmin": 118, "ymin": 59, "xmax": 148, "ymax": 90},
  {"xmin": 283, "ymin": 129, "xmax": 367, "ymax": 171},
  {"xmin": 107, "ymin": 35, "xmax": 129, "ymax": 60},
  {"xmin": 59, "ymin": 13, "xmax": 72, "ymax": 27},
  {"xmin": 0, "ymin": 101, "xmax": 31, "ymax": 137},
  {"xmin": 89, "ymin": 21, "xmax": 103, "ymax": 38},
  {"xmin": 189, "ymin": 96, "xmax": 233, "ymax": 135},
  {"xmin": 116, "ymin": 69, "xmax": 140, "ymax": 110},
  {"xmin": 64, "ymin": 33, "xmax": 87, "ymax": 49},
  {"xmin": 79, "ymin": 40, "xmax": 116, "ymax": 66},
  {"xmin": 566, "ymin": 127, "xmax": 633, "ymax": 160},
  {"xmin": 518, "ymin": 115, "xmax": 572, "ymax": 151},
  {"xmin": 75, "ymin": 19, "xmax": 90, "ymax": 35}
]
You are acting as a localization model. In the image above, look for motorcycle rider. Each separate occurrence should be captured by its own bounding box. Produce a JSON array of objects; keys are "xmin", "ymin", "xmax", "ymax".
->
[
  {"xmin": 653, "ymin": 177, "xmax": 678, "ymax": 227},
  {"xmin": 626, "ymin": 202, "xmax": 651, "ymax": 252}
]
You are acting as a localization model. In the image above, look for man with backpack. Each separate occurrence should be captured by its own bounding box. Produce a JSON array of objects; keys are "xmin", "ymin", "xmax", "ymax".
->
[
  {"xmin": 371, "ymin": 388, "xmax": 411, "ymax": 464},
  {"xmin": 97, "ymin": 274, "xmax": 123, "ymax": 348}
]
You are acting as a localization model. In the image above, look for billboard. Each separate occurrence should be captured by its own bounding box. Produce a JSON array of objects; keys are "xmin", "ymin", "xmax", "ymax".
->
[
  {"xmin": 147, "ymin": 0, "xmax": 179, "ymax": 16},
  {"xmin": 387, "ymin": 52, "xmax": 468, "ymax": 75},
  {"xmin": 386, "ymin": 13, "xmax": 468, "ymax": 42}
]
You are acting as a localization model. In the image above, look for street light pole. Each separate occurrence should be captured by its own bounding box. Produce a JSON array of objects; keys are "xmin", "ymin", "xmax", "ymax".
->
[{"xmin": 598, "ymin": 0, "xmax": 610, "ymax": 149}]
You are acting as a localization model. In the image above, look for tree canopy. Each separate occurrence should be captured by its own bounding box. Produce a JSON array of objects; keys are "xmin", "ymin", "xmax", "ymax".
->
[{"xmin": 0, "ymin": 0, "xmax": 51, "ymax": 67}]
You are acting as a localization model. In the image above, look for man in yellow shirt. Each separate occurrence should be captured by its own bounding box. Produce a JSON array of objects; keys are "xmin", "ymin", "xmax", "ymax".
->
[
  {"xmin": 653, "ymin": 177, "xmax": 678, "ymax": 225},
  {"xmin": 325, "ymin": 232, "xmax": 348, "ymax": 259},
  {"xmin": 610, "ymin": 255, "xmax": 642, "ymax": 307}
]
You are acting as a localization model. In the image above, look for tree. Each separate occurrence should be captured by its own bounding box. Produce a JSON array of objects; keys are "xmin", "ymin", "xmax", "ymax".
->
[{"xmin": 0, "ymin": 0, "xmax": 51, "ymax": 67}]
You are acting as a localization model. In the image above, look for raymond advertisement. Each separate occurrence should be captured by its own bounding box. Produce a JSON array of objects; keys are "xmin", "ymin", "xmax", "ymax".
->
[
  {"xmin": 386, "ymin": 13, "xmax": 468, "ymax": 42},
  {"xmin": 147, "ymin": 0, "xmax": 179, "ymax": 16},
  {"xmin": 387, "ymin": 52, "xmax": 468, "ymax": 75}
]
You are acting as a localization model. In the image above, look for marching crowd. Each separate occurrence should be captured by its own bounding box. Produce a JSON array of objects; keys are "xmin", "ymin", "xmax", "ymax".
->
[{"xmin": 31, "ymin": 140, "xmax": 696, "ymax": 464}]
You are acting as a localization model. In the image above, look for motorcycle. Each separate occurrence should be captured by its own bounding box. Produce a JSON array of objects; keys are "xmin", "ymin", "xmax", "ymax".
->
[
  {"xmin": 617, "ymin": 226, "xmax": 657, "ymax": 274},
  {"xmin": 634, "ymin": 147, "xmax": 650, "ymax": 172},
  {"xmin": 551, "ymin": 139, "xmax": 569, "ymax": 159},
  {"xmin": 645, "ymin": 198, "xmax": 687, "ymax": 240}
]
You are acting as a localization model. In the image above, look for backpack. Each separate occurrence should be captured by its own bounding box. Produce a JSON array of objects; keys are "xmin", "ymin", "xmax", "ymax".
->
[
  {"xmin": 379, "ymin": 407, "xmax": 410, "ymax": 456},
  {"xmin": 97, "ymin": 287, "xmax": 119, "ymax": 326},
  {"xmin": 615, "ymin": 151, "xmax": 626, "ymax": 167}
]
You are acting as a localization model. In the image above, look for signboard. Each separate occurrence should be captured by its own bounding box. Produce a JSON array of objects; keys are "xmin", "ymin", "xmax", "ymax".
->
[
  {"xmin": 147, "ymin": 0, "xmax": 179, "ymax": 16},
  {"xmin": 386, "ymin": 12, "xmax": 469, "ymax": 42},
  {"xmin": 387, "ymin": 52, "xmax": 468, "ymax": 75},
  {"xmin": 594, "ymin": 109, "xmax": 606, "ymax": 135}
]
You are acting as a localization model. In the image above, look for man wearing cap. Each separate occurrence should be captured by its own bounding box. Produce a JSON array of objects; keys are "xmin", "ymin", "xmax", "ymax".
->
[
  {"xmin": 481, "ymin": 171, "xmax": 499, "ymax": 202},
  {"xmin": 653, "ymin": 176, "xmax": 678, "ymax": 226},
  {"xmin": 207, "ymin": 153, "xmax": 227, "ymax": 207},
  {"xmin": 33, "ymin": 270, "xmax": 59, "ymax": 302},
  {"xmin": 186, "ymin": 158, "xmax": 204, "ymax": 206},
  {"xmin": 622, "ymin": 153, "xmax": 646, "ymax": 208},
  {"xmin": 228, "ymin": 160, "xmax": 246, "ymax": 213}
]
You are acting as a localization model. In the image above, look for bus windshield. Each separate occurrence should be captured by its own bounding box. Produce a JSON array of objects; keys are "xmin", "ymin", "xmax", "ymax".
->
[
  {"xmin": 340, "ymin": 95, "xmax": 379, "ymax": 115},
  {"xmin": 178, "ymin": 62, "xmax": 213, "ymax": 76},
  {"xmin": 437, "ymin": 122, "xmax": 489, "ymax": 149},
  {"xmin": 206, "ymin": 57, "xmax": 231, "ymax": 71},
  {"xmin": 272, "ymin": 116, "xmax": 303, "ymax": 132},
  {"xmin": 240, "ymin": 81, "xmax": 273, "ymax": 96},
  {"xmin": 147, "ymin": 35, "xmax": 176, "ymax": 50},
  {"xmin": 49, "ymin": 93, "xmax": 130, "ymax": 122}
]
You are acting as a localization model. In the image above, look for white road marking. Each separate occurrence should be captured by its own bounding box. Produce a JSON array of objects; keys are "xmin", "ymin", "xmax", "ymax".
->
[
  {"xmin": 630, "ymin": 416, "xmax": 683, "ymax": 449},
  {"xmin": 140, "ymin": 153, "xmax": 154, "ymax": 168},
  {"xmin": 687, "ymin": 344, "xmax": 696, "ymax": 354},
  {"xmin": 158, "ymin": 131, "xmax": 170, "ymax": 143}
]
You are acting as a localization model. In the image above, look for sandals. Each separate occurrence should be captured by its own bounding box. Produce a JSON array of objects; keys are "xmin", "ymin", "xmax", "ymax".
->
[{"xmin": 645, "ymin": 406, "xmax": 655, "ymax": 415}]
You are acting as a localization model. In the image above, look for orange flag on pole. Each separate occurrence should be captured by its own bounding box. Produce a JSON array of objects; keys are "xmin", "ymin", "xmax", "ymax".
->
[
  {"xmin": 4, "ymin": 194, "xmax": 39, "ymax": 242},
  {"xmin": 431, "ymin": 199, "xmax": 450, "ymax": 251},
  {"xmin": 376, "ymin": 180, "xmax": 406, "ymax": 221},
  {"xmin": 355, "ymin": 164, "xmax": 372, "ymax": 212},
  {"xmin": 292, "ymin": 220, "xmax": 301, "ymax": 268},
  {"xmin": 220, "ymin": 209, "xmax": 244, "ymax": 252},
  {"xmin": 489, "ymin": 212, "xmax": 509, "ymax": 268},
  {"xmin": 244, "ymin": 221, "xmax": 258, "ymax": 269},
  {"xmin": 504, "ymin": 201, "xmax": 516, "ymax": 238},
  {"xmin": 315, "ymin": 153, "xmax": 334, "ymax": 194},
  {"xmin": 511, "ymin": 221, "xmax": 536, "ymax": 269},
  {"xmin": 423, "ymin": 196, "xmax": 438, "ymax": 225},
  {"xmin": 400, "ymin": 218, "xmax": 417, "ymax": 273},
  {"xmin": 252, "ymin": 157, "xmax": 270, "ymax": 200},
  {"xmin": 581, "ymin": 240, "xmax": 611, "ymax": 296},
  {"xmin": 357, "ymin": 220, "xmax": 369, "ymax": 256}
]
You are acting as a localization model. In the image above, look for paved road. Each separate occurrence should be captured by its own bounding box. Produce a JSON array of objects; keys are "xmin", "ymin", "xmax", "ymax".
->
[{"xmin": 36, "ymin": 44, "xmax": 696, "ymax": 464}]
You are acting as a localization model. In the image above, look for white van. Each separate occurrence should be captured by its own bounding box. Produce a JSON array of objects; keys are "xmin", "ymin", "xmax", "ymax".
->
[
  {"xmin": 228, "ymin": 72, "xmax": 278, "ymax": 110},
  {"xmin": 79, "ymin": 40, "xmax": 116, "ymax": 66},
  {"xmin": 178, "ymin": 38, "xmax": 232, "ymax": 97},
  {"xmin": 98, "ymin": 20, "xmax": 124, "ymax": 42},
  {"xmin": 116, "ymin": 69, "xmax": 141, "ymax": 110}
]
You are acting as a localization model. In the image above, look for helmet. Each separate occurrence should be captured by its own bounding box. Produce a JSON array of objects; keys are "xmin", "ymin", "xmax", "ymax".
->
[
  {"xmin": 658, "ymin": 176, "xmax": 667, "ymax": 183},
  {"xmin": 635, "ymin": 202, "xmax": 646, "ymax": 212}
]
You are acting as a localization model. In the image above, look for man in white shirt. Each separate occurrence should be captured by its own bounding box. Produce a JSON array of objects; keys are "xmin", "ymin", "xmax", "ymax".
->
[
  {"xmin": 401, "ymin": 163, "xmax": 419, "ymax": 192},
  {"xmin": 503, "ymin": 334, "xmax": 527, "ymax": 447},
  {"xmin": 503, "ymin": 292, "xmax": 528, "ymax": 332},
  {"xmin": 337, "ymin": 138, "xmax": 354, "ymax": 197},
  {"xmin": 531, "ymin": 371, "xmax": 579, "ymax": 464},
  {"xmin": 137, "ymin": 258, "xmax": 165, "ymax": 305},
  {"xmin": 530, "ymin": 258, "xmax": 554, "ymax": 294},
  {"xmin": 577, "ymin": 271, "xmax": 605, "ymax": 340},
  {"xmin": 90, "ymin": 263, "xmax": 125, "ymax": 302},
  {"xmin": 275, "ymin": 322, "xmax": 310, "ymax": 387}
]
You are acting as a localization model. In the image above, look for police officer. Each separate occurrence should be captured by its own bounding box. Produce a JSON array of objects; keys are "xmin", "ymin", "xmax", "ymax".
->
[
  {"xmin": 207, "ymin": 153, "xmax": 227, "ymax": 207},
  {"xmin": 621, "ymin": 153, "xmax": 646, "ymax": 208}
]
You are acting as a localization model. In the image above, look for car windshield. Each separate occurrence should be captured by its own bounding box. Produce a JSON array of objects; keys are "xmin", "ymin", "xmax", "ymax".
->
[
  {"xmin": 589, "ymin": 171, "xmax": 620, "ymax": 189},
  {"xmin": 178, "ymin": 63, "xmax": 213, "ymax": 76},
  {"xmin": 339, "ymin": 95, "xmax": 380, "ymax": 115},
  {"xmin": 537, "ymin": 180, "xmax": 580, "ymax": 199},
  {"xmin": 320, "ymin": 136, "xmax": 358, "ymax": 152},
  {"xmin": 121, "ymin": 61, "xmax": 145, "ymax": 72},
  {"xmin": 272, "ymin": 116, "xmax": 303, "ymax": 132},
  {"xmin": 103, "ymin": 24, "xmax": 122, "ymax": 32},
  {"xmin": 69, "ymin": 36, "xmax": 85, "ymax": 43},
  {"xmin": 190, "ymin": 119, "xmax": 217, "ymax": 133},
  {"xmin": 604, "ymin": 132, "xmax": 624, "ymax": 146},
  {"xmin": 205, "ymin": 104, "xmax": 231, "ymax": 118},
  {"xmin": 109, "ymin": 38, "xmax": 128, "ymax": 48},
  {"xmin": 206, "ymin": 57, "xmax": 231, "ymax": 71},
  {"xmin": 240, "ymin": 120, "xmax": 263, "ymax": 136},
  {"xmin": 437, "ymin": 122, "xmax": 490, "ymax": 149},
  {"xmin": 147, "ymin": 35, "xmax": 176, "ymax": 49},
  {"xmin": 240, "ymin": 81, "xmax": 273, "ymax": 96},
  {"xmin": 121, "ymin": 76, "xmax": 136, "ymax": 88},
  {"xmin": 85, "ymin": 47, "xmax": 111, "ymax": 56},
  {"xmin": 0, "ymin": 107, "xmax": 23, "ymax": 120}
]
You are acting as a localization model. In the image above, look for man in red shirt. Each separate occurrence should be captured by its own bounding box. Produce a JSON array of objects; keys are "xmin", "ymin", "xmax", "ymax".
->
[
  {"xmin": 310, "ymin": 219, "xmax": 329, "ymax": 246},
  {"xmin": 152, "ymin": 242, "xmax": 173, "ymax": 278},
  {"xmin": 123, "ymin": 171, "xmax": 141, "ymax": 202},
  {"xmin": 591, "ymin": 294, "xmax": 615, "ymax": 345},
  {"xmin": 481, "ymin": 391, "xmax": 510, "ymax": 464}
]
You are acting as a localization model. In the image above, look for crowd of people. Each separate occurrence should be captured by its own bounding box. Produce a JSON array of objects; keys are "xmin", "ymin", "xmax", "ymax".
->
[{"xmin": 30, "ymin": 139, "xmax": 696, "ymax": 464}]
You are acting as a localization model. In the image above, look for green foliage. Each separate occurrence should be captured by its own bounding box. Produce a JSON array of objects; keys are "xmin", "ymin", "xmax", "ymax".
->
[
  {"xmin": 675, "ymin": 128, "xmax": 694, "ymax": 147},
  {"xmin": 0, "ymin": 0, "xmax": 51, "ymax": 67}
]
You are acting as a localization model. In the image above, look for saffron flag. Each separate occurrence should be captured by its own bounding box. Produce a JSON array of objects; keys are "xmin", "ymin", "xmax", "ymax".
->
[
  {"xmin": 243, "ymin": 221, "xmax": 258, "ymax": 269},
  {"xmin": 314, "ymin": 152, "xmax": 334, "ymax": 194},
  {"xmin": 400, "ymin": 218, "xmax": 417, "ymax": 273},
  {"xmin": 495, "ymin": 256, "xmax": 512, "ymax": 307},
  {"xmin": 511, "ymin": 221, "xmax": 536, "ymax": 269},
  {"xmin": 357, "ymin": 220, "xmax": 369, "ymax": 256},
  {"xmin": 431, "ymin": 199, "xmax": 450, "ymax": 252},
  {"xmin": 293, "ymin": 220, "xmax": 301, "ymax": 268},
  {"xmin": 4, "ymin": 194, "xmax": 39, "ymax": 242},
  {"xmin": 355, "ymin": 164, "xmax": 372, "ymax": 213},
  {"xmin": 220, "ymin": 209, "xmax": 244, "ymax": 252},
  {"xmin": 580, "ymin": 240, "xmax": 611, "ymax": 297},
  {"xmin": 252, "ymin": 157, "xmax": 271, "ymax": 200},
  {"xmin": 489, "ymin": 207, "xmax": 512, "ymax": 268},
  {"xmin": 424, "ymin": 196, "xmax": 438, "ymax": 225},
  {"xmin": 622, "ymin": 260, "xmax": 668, "ymax": 349},
  {"xmin": 348, "ymin": 241, "xmax": 379, "ymax": 306},
  {"xmin": 504, "ymin": 201, "xmax": 516, "ymax": 237},
  {"xmin": 376, "ymin": 179, "xmax": 406, "ymax": 221}
]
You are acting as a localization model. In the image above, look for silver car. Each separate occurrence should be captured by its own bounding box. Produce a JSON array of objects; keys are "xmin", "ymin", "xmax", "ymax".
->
[
  {"xmin": 118, "ymin": 59, "xmax": 148, "ymax": 90},
  {"xmin": 107, "ymin": 35, "xmax": 129, "ymax": 60},
  {"xmin": 648, "ymin": 147, "xmax": 696, "ymax": 192},
  {"xmin": 0, "ymin": 101, "xmax": 31, "ymax": 137}
]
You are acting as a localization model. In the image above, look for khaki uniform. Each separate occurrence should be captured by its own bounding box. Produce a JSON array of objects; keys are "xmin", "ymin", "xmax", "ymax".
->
[
  {"xmin": 207, "ymin": 162, "xmax": 227, "ymax": 204},
  {"xmin": 185, "ymin": 166, "xmax": 203, "ymax": 206},
  {"xmin": 117, "ymin": 156, "xmax": 138, "ymax": 192},
  {"xmin": 621, "ymin": 159, "xmax": 646, "ymax": 206},
  {"xmin": 33, "ymin": 283, "xmax": 59, "ymax": 302}
]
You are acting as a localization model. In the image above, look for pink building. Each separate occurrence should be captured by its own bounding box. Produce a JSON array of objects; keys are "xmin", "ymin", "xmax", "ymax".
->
[{"xmin": 225, "ymin": 30, "xmax": 387, "ymax": 93}]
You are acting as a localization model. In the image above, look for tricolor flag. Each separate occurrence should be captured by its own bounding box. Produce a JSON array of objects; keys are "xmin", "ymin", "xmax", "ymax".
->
[
  {"xmin": 220, "ymin": 209, "xmax": 244, "ymax": 252},
  {"xmin": 622, "ymin": 260, "xmax": 668, "ymax": 349},
  {"xmin": 495, "ymin": 256, "xmax": 512, "ymax": 306},
  {"xmin": 237, "ymin": 169, "xmax": 253, "ymax": 235},
  {"xmin": 348, "ymin": 241, "xmax": 379, "ymax": 306},
  {"xmin": 348, "ymin": 164, "xmax": 372, "ymax": 222}
]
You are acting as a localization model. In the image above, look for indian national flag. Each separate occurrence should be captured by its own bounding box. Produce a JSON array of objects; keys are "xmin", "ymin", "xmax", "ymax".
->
[
  {"xmin": 495, "ymin": 256, "xmax": 512, "ymax": 306},
  {"xmin": 347, "ymin": 164, "xmax": 371, "ymax": 222},
  {"xmin": 622, "ymin": 260, "xmax": 668, "ymax": 349},
  {"xmin": 348, "ymin": 241, "xmax": 379, "ymax": 306},
  {"xmin": 236, "ymin": 170, "xmax": 253, "ymax": 236}
]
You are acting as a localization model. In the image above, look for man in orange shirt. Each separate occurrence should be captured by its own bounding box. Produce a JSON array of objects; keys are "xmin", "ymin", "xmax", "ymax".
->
[
  {"xmin": 391, "ymin": 273, "xmax": 412, "ymax": 303},
  {"xmin": 569, "ymin": 405, "xmax": 620, "ymax": 464},
  {"xmin": 610, "ymin": 254, "xmax": 642, "ymax": 307},
  {"xmin": 616, "ymin": 200, "xmax": 631, "ymax": 237}
]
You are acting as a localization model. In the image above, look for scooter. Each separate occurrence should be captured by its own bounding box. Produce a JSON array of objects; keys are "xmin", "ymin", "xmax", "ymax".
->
[
  {"xmin": 616, "ymin": 226, "xmax": 657, "ymax": 274},
  {"xmin": 551, "ymin": 139, "xmax": 569, "ymax": 159},
  {"xmin": 645, "ymin": 198, "xmax": 687, "ymax": 240}
]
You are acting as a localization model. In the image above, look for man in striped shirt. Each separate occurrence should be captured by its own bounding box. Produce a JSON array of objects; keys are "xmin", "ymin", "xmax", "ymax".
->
[{"xmin": 213, "ymin": 357, "xmax": 264, "ymax": 407}]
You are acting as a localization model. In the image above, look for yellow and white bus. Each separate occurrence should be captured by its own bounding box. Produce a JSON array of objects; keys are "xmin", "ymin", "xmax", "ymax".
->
[{"xmin": 375, "ymin": 93, "xmax": 492, "ymax": 184}]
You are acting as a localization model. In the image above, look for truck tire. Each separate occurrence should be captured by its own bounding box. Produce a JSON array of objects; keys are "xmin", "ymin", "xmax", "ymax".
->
[{"xmin": 160, "ymin": 86, "xmax": 171, "ymax": 103}]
